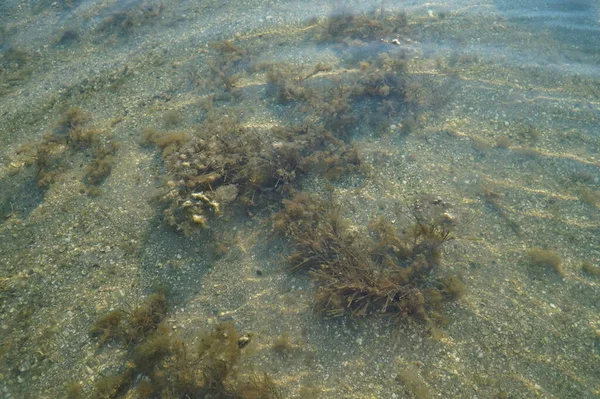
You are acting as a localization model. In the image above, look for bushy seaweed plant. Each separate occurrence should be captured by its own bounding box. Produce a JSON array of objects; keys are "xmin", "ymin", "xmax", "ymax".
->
[
  {"xmin": 84, "ymin": 140, "xmax": 120, "ymax": 187},
  {"xmin": 90, "ymin": 291, "xmax": 168, "ymax": 345},
  {"xmin": 316, "ymin": 7, "xmax": 409, "ymax": 43},
  {"xmin": 274, "ymin": 193, "xmax": 462, "ymax": 321},
  {"xmin": 26, "ymin": 108, "xmax": 119, "ymax": 191},
  {"xmin": 205, "ymin": 40, "xmax": 248, "ymax": 93},
  {"xmin": 57, "ymin": 107, "xmax": 91, "ymax": 136},
  {"xmin": 262, "ymin": 49, "xmax": 414, "ymax": 139},
  {"xmin": 582, "ymin": 260, "xmax": 600, "ymax": 277},
  {"xmin": 89, "ymin": 293, "xmax": 279, "ymax": 399},
  {"xmin": 262, "ymin": 62, "xmax": 332, "ymax": 104},
  {"xmin": 143, "ymin": 110, "xmax": 362, "ymax": 233},
  {"xmin": 526, "ymin": 247, "xmax": 565, "ymax": 277},
  {"xmin": 96, "ymin": 2, "xmax": 164, "ymax": 37}
]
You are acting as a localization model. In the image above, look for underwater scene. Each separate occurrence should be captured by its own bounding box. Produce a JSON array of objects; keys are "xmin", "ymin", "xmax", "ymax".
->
[{"xmin": 0, "ymin": 0, "xmax": 599, "ymax": 398}]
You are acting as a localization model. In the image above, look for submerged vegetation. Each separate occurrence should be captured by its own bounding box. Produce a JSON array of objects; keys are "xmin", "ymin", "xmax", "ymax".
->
[
  {"xmin": 96, "ymin": 1, "xmax": 164, "ymax": 38},
  {"xmin": 260, "ymin": 48, "xmax": 418, "ymax": 137},
  {"xmin": 89, "ymin": 291, "xmax": 279, "ymax": 398},
  {"xmin": 136, "ymin": 6, "xmax": 466, "ymax": 333},
  {"xmin": 143, "ymin": 108, "xmax": 362, "ymax": 234},
  {"xmin": 20, "ymin": 107, "xmax": 120, "ymax": 195},
  {"xmin": 582, "ymin": 260, "xmax": 600, "ymax": 277},
  {"xmin": 396, "ymin": 365, "xmax": 433, "ymax": 399},
  {"xmin": 90, "ymin": 291, "xmax": 168, "ymax": 345},
  {"xmin": 143, "ymin": 7, "xmax": 421, "ymax": 235},
  {"xmin": 0, "ymin": 46, "xmax": 34, "ymax": 96},
  {"xmin": 315, "ymin": 7, "xmax": 410, "ymax": 42},
  {"xmin": 526, "ymin": 247, "xmax": 565, "ymax": 277},
  {"xmin": 274, "ymin": 193, "xmax": 463, "ymax": 323}
]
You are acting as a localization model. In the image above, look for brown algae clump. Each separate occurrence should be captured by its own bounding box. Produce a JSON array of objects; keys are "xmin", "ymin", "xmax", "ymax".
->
[
  {"xmin": 526, "ymin": 247, "xmax": 565, "ymax": 277},
  {"xmin": 143, "ymin": 114, "xmax": 362, "ymax": 234},
  {"xmin": 22, "ymin": 107, "xmax": 119, "ymax": 193},
  {"xmin": 316, "ymin": 8, "xmax": 409, "ymax": 42},
  {"xmin": 274, "ymin": 193, "xmax": 463, "ymax": 322},
  {"xmin": 582, "ymin": 260, "xmax": 600, "ymax": 277},
  {"xmin": 89, "ymin": 292, "xmax": 279, "ymax": 398}
]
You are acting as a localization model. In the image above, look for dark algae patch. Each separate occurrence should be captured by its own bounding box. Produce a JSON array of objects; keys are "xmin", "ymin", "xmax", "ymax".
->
[
  {"xmin": 274, "ymin": 192, "xmax": 463, "ymax": 323},
  {"xmin": 526, "ymin": 247, "xmax": 565, "ymax": 278},
  {"xmin": 143, "ymin": 108, "xmax": 363, "ymax": 234},
  {"xmin": 90, "ymin": 291, "xmax": 168, "ymax": 345},
  {"xmin": 89, "ymin": 291, "xmax": 280, "ymax": 399},
  {"xmin": 10, "ymin": 107, "xmax": 120, "ymax": 195},
  {"xmin": 0, "ymin": 46, "xmax": 34, "ymax": 96},
  {"xmin": 315, "ymin": 7, "xmax": 409, "ymax": 42},
  {"xmin": 582, "ymin": 260, "xmax": 600, "ymax": 277}
]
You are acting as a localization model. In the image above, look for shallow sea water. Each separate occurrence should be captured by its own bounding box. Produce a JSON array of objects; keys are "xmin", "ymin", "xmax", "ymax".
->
[{"xmin": 0, "ymin": 1, "xmax": 599, "ymax": 398}]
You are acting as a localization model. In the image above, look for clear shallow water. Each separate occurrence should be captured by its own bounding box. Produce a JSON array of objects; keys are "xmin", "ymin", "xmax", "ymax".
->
[{"xmin": 1, "ymin": 1, "xmax": 599, "ymax": 398}]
